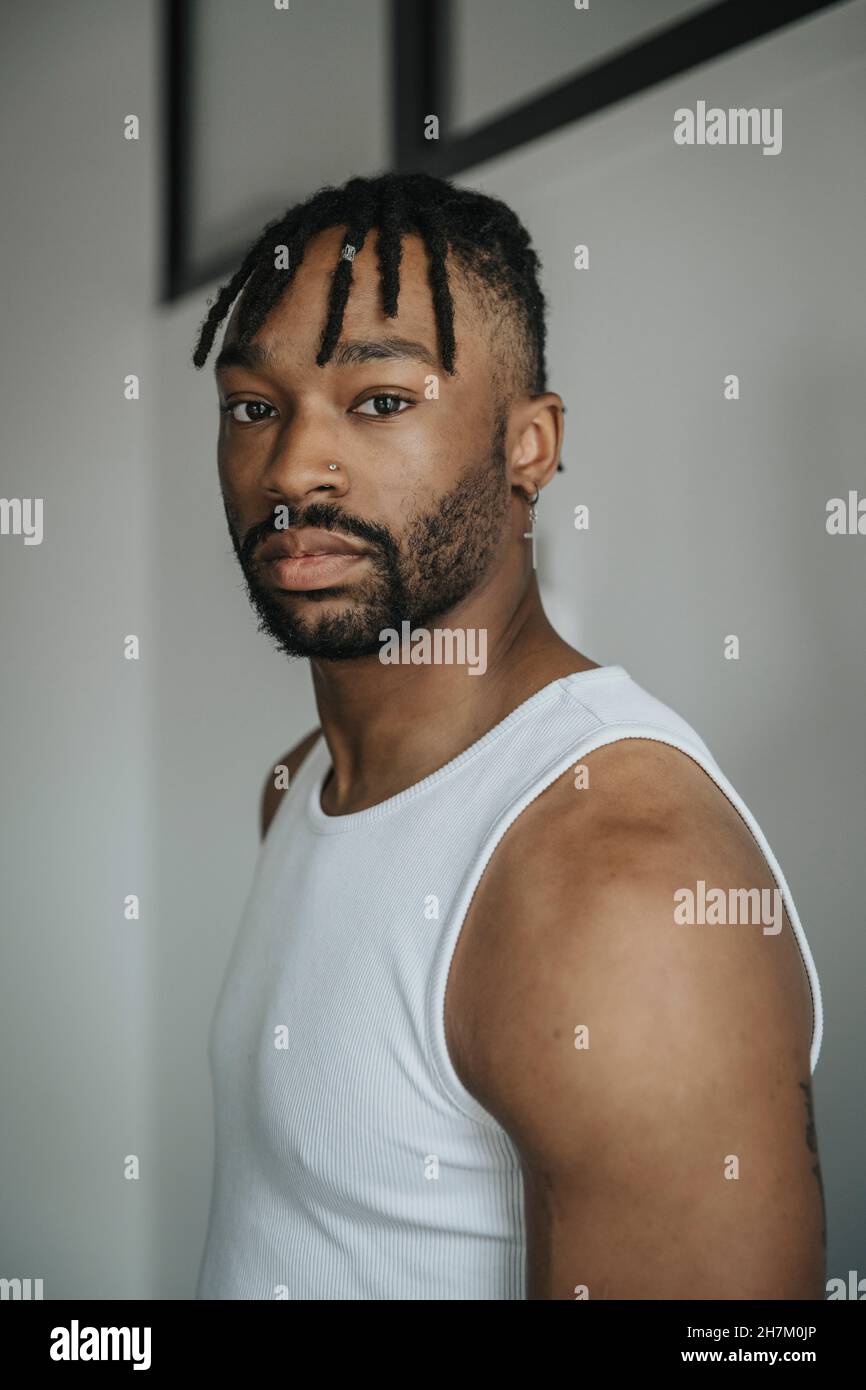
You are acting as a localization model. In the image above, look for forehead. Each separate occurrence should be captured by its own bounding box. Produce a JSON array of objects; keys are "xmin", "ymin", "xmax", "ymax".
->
[{"xmin": 220, "ymin": 224, "xmax": 490, "ymax": 380}]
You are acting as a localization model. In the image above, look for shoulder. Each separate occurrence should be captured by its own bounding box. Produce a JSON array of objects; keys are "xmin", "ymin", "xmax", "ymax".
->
[
  {"xmin": 259, "ymin": 728, "xmax": 321, "ymax": 840},
  {"xmin": 448, "ymin": 738, "xmax": 823, "ymax": 1296},
  {"xmin": 451, "ymin": 736, "xmax": 813, "ymax": 1151}
]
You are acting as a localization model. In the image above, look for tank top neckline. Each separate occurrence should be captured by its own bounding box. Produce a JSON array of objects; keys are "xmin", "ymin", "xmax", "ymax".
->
[{"xmin": 304, "ymin": 664, "xmax": 629, "ymax": 834}]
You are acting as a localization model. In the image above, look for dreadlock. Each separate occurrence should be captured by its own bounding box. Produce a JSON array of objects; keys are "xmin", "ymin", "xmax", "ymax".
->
[{"xmin": 192, "ymin": 171, "xmax": 563, "ymax": 469}]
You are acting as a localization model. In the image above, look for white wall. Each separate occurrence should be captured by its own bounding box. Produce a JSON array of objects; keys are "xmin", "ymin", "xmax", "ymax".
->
[{"xmin": 1, "ymin": 0, "xmax": 863, "ymax": 1298}]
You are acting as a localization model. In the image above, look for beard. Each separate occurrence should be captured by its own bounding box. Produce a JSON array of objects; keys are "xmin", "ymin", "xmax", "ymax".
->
[{"xmin": 222, "ymin": 412, "xmax": 510, "ymax": 662}]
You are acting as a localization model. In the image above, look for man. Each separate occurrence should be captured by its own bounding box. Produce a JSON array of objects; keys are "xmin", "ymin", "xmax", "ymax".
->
[{"xmin": 193, "ymin": 172, "xmax": 825, "ymax": 1300}]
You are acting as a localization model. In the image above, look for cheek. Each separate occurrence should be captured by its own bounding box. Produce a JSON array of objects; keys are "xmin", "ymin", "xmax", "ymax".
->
[
  {"xmin": 216, "ymin": 436, "xmax": 233, "ymax": 487},
  {"xmin": 220, "ymin": 486, "xmax": 245, "ymax": 538},
  {"xmin": 387, "ymin": 419, "xmax": 471, "ymax": 499},
  {"xmin": 217, "ymin": 458, "xmax": 254, "ymax": 538},
  {"xmin": 217, "ymin": 443, "xmax": 256, "ymax": 504}
]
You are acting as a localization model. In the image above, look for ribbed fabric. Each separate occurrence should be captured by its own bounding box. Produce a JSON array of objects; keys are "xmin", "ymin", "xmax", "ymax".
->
[{"xmin": 195, "ymin": 665, "xmax": 823, "ymax": 1300}]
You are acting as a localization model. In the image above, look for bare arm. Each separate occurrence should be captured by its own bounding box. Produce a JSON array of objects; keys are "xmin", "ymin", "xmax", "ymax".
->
[{"xmin": 452, "ymin": 742, "xmax": 825, "ymax": 1299}]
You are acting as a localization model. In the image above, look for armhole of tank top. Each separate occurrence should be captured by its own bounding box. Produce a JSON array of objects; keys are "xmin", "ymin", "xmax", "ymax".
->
[
  {"xmin": 425, "ymin": 722, "xmax": 823, "ymax": 1127},
  {"xmin": 645, "ymin": 734, "xmax": 824, "ymax": 1076}
]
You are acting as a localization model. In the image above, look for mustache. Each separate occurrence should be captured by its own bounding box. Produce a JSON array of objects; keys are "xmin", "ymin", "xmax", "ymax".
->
[{"xmin": 237, "ymin": 501, "xmax": 398, "ymax": 571}]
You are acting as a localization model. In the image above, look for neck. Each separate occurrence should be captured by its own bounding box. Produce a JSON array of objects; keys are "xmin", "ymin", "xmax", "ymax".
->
[{"xmin": 309, "ymin": 569, "xmax": 597, "ymax": 815}]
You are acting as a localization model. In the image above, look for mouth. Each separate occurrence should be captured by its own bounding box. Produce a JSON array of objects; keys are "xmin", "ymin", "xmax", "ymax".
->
[
  {"xmin": 256, "ymin": 525, "xmax": 370, "ymax": 590},
  {"xmin": 264, "ymin": 551, "xmax": 368, "ymax": 591}
]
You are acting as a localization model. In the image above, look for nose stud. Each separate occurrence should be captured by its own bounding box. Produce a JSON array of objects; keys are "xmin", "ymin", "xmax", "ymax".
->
[{"xmin": 328, "ymin": 464, "xmax": 338, "ymax": 471}]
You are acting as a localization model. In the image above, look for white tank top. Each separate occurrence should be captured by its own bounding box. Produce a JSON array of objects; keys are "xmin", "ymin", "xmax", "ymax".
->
[{"xmin": 196, "ymin": 665, "xmax": 823, "ymax": 1300}]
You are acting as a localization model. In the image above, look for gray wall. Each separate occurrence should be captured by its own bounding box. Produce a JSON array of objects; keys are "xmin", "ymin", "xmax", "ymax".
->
[
  {"xmin": 472, "ymin": 0, "xmax": 866, "ymax": 1281},
  {"xmin": 0, "ymin": 0, "xmax": 158, "ymax": 1296},
  {"xmin": 0, "ymin": 0, "xmax": 862, "ymax": 1298}
]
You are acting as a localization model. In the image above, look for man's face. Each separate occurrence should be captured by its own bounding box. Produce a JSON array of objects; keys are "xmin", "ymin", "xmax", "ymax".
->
[{"xmin": 215, "ymin": 225, "xmax": 512, "ymax": 661}]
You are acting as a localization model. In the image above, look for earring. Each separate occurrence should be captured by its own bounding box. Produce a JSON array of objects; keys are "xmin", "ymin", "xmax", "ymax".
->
[{"xmin": 523, "ymin": 486, "xmax": 539, "ymax": 570}]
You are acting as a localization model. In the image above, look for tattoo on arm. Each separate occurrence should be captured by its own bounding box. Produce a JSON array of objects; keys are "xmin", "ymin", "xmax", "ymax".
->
[{"xmin": 798, "ymin": 1079, "xmax": 826, "ymax": 1252}]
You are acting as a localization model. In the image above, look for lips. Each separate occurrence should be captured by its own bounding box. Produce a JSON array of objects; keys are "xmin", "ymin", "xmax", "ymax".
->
[
  {"xmin": 256, "ymin": 527, "xmax": 370, "ymax": 592},
  {"xmin": 257, "ymin": 527, "xmax": 368, "ymax": 562}
]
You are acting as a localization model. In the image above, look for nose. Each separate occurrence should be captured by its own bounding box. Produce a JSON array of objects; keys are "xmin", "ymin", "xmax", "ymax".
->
[{"xmin": 259, "ymin": 407, "xmax": 349, "ymax": 506}]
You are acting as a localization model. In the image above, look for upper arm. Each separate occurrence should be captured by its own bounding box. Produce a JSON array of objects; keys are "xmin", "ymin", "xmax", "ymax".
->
[
  {"xmin": 456, "ymin": 741, "xmax": 824, "ymax": 1299},
  {"xmin": 259, "ymin": 727, "xmax": 321, "ymax": 840}
]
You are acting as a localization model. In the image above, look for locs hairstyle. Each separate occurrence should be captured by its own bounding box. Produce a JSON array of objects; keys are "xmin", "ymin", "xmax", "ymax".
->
[{"xmin": 190, "ymin": 170, "xmax": 564, "ymax": 471}]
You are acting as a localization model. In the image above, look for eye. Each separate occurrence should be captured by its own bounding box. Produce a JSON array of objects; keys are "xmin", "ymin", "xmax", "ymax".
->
[
  {"xmin": 354, "ymin": 393, "xmax": 413, "ymax": 418},
  {"xmin": 220, "ymin": 400, "xmax": 277, "ymax": 424}
]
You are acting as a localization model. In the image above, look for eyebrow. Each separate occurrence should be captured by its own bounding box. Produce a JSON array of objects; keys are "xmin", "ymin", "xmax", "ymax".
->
[
  {"xmin": 214, "ymin": 341, "xmax": 276, "ymax": 373},
  {"xmin": 214, "ymin": 335, "xmax": 439, "ymax": 374}
]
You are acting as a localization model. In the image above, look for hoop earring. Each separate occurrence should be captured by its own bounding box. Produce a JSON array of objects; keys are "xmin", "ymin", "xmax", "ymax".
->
[{"xmin": 524, "ymin": 485, "xmax": 540, "ymax": 506}]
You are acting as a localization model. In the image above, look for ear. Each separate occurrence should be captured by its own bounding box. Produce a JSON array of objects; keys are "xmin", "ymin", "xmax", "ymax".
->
[{"xmin": 507, "ymin": 394, "xmax": 565, "ymax": 499}]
